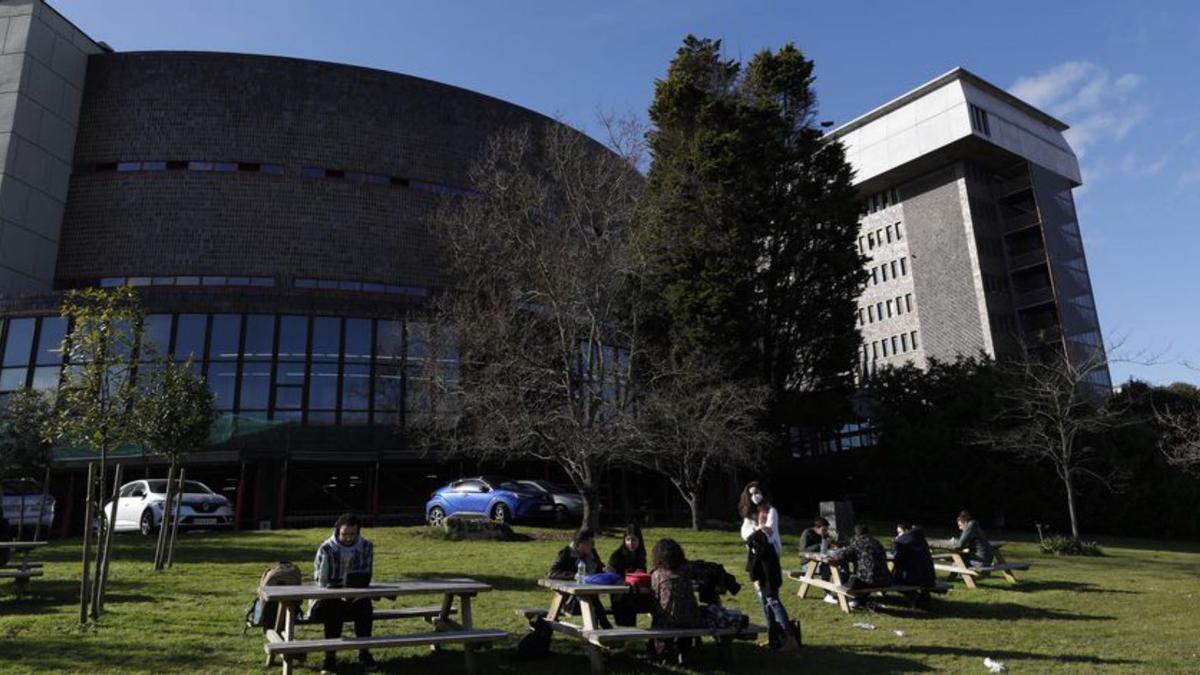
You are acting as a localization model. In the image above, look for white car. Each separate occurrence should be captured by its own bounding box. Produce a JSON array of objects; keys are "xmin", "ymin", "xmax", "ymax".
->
[
  {"xmin": 1, "ymin": 478, "xmax": 56, "ymax": 531},
  {"xmin": 103, "ymin": 479, "xmax": 233, "ymax": 535}
]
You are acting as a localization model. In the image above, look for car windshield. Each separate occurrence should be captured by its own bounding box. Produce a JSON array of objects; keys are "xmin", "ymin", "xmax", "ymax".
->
[
  {"xmin": 480, "ymin": 476, "xmax": 526, "ymax": 492},
  {"xmin": 146, "ymin": 480, "xmax": 212, "ymax": 495},
  {"xmin": 0, "ymin": 480, "xmax": 42, "ymax": 496}
]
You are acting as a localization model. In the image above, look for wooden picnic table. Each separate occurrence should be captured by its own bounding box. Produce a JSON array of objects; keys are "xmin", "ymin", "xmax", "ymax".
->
[
  {"xmin": 260, "ymin": 578, "xmax": 505, "ymax": 675},
  {"xmin": 789, "ymin": 551, "xmax": 948, "ymax": 613},
  {"xmin": 0, "ymin": 541, "xmax": 47, "ymax": 584},
  {"xmin": 928, "ymin": 540, "xmax": 1030, "ymax": 588},
  {"xmin": 536, "ymin": 578, "xmax": 765, "ymax": 674}
]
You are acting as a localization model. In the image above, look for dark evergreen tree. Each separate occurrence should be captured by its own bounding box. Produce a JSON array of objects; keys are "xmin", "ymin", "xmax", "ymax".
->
[{"xmin": 636, "ymin": 36, "xmax": 866, "ymax": 432}]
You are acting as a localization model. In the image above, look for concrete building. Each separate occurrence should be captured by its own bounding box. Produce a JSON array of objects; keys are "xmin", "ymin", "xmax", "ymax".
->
[{"xmin": 830, "ymin": 67, "xmax": 1110, "ymax": 391}]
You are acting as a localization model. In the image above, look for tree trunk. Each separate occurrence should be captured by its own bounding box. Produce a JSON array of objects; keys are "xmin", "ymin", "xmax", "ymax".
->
[
  {"xmin": 1064, "ymin": 471, "xmax": 1080, "ymax": 538},
  {"xmin": 93, "ymin": 462, "xmax": 123, "ymax": 617},
  {"xmin": 580, "ymin": 485, "xmax": 601, "ymax": 532},
  {"xmin": 88, "ymin": 446, "xmax": 109, "ymax": 619},
  {"xmin": 78, "ymin": 463, "xmax": 96, "ymax": 625},
  {"xmin": 688, "ymin": 495, "xmax": 703, "ymax": 532},
  {"xmin": 16, "ymin": 494, "xmax": 25, "ymax": 540},
  {"xmin": 33, "ymin": 464, "xmax": 51, "ymax": 542},
  {"xmin": 154, "ymin": 463, "xmax": 177, "ymax": 570},
  {"xmin": 166, "ymin": 467, "xmax": 185, "ymax": 568}
]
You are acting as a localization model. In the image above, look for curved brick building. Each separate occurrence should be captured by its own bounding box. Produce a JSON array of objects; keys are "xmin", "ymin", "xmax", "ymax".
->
[{"xmin": 0, "ymin": 0, "xmax": 602, "ymax": 528}]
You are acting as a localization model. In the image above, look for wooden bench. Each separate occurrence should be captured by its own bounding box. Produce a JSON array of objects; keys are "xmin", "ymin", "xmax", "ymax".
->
[
  {"xmin": 537, "ymin": 578, "xmax": 765, "ymax": 674},
  {"xmin": 792, "ymin": 552, "xmax": 950, "ymax": 613},
  {"xmin": 261, "ymin": 579, "xmax": 504, "ymax": 675},
  {"xmin": 929, "ymin": 540, "xmax": 1032, "ymax": 588},
  {"xmin": 0, "ymin": 569, "xmax": 44, "ymax": 579},
  {"xmin": 1, "ymin": 541, "xmax": 46, "ymax": 592}
]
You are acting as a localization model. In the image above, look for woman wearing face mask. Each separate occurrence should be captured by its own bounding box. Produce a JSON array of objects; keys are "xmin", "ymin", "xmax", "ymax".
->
[{"xmin": 739, "ymin": 482, "xmax": 800, "ymax": 651}]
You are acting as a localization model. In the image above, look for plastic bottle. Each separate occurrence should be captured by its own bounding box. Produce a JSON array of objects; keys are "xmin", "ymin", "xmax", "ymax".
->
[{"xmin": 576, "ymin": 559, "xmax": 586, "ymax": 583}]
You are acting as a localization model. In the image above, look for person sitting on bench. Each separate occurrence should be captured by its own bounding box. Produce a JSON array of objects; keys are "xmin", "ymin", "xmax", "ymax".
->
[
  {"xmin": 548, "ymin": 528, "xmax": 613, "ymax": 629},
  {"xmin": 311, "ymin": 512, "xmax": 376, "ymax": 673},
  {"xmin": 799, "ymin": 516, "xmax": 841, "ymax": 605},
  {"xmin": 891, "ymin": 521, "xmax": 936, "ymax": 609},
  {"xmin": 649, "ymin": 537, "xmax": 702, "ymax": 664},
  {"xmin": 606, "ymin": 523, "xmax": 652, "ymax": 627},
  {"xmin": 950, "ymin": 510, "xmax": 994, "ymax": 568},
  {"xmin": 829, "ymin": 524, "xmax": 891, "ymax": 609}
]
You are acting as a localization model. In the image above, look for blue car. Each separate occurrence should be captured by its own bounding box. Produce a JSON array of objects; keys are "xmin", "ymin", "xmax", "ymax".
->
[{"xmin": 425, "ymin": 475, "xmax": 555, "ymax": 526}]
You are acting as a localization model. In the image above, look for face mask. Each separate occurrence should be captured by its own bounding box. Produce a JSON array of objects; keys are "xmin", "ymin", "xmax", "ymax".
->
[{"xmin": 751, "ymin": 493, "xmax": 763, "ymax": 505}]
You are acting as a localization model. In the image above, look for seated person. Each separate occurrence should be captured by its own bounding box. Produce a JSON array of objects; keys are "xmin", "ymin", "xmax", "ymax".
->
[
  {"xmin": 829, "ymin": 524, "xmax": 891, "ymax": 608},
  {"xmin": 891, "ymin": 521, "xmax": 936, "ymax": 609},
  {"xmin": 799, "ymin": 517, "xmax": 840, "ymax": 604},
  {"xmin": 950, "ymin": 510, "xmax": 994, "ymax": 568},
  {"xmin": 548, "ymin": 528, "xmax": 612, "ymax": 629},
  {"xmin": 606, "ymin": 523, "xmax": 653, "ymax": 627},
  {"xmin": 650, "ymin": 538, "xmax": 702, "ymax": 663},
  {"xmin": 311, "ymin": 513, "xmax": 376, "ymax": 673}
]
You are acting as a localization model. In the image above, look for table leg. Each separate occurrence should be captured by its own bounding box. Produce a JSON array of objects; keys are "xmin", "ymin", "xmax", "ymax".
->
[
  {"xmin": 797, "ymin": 561, "xmax": 817, "ymax": 598},
  {"xmin": 461, "ymin": 594, "xmax": 478, "ymax": 675},
  {"xmin": 830, "ymin": 567, "xmax": 850, "ymax": 613},
  {"xmin": 995, "ymin": 549, "xmax": 1018, "ymax": 583},
  {"xmin": 952, "ymin": 553, "xmax": 976, "ymax": 589},
  {"xmin": 281, "ymin": 602, "xmax": 295, "ymax": 675},
  {"xmin": 547, "ymin": 591, "xmax": 565, "ymax": 621},
  {"xmin": 580, "ymin": 595, "xmax": 598, "ymax": 632},
  {"xmin": 588, "ymin": 644, "xmax": 605, "ymax": 675}
]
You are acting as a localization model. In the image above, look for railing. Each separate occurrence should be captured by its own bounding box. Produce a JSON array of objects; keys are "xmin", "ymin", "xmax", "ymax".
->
[
  {"xmin": 1008, "ymin": 248, "xmax": 1047, "ymax": 271},
  {"xmin": 1002, "ymin": 210, "xmax": 1041, "ymax": 233},
  {"xmin": 995, "ymin": 175, "xmax": 1032, "ymax": 199},
  {"xmin": 1014, "ymin": 286, "xmax": 1056, "ymax": 309}
]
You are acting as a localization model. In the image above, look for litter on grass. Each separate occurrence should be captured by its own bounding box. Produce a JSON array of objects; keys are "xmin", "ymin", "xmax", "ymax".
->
[
  {"xmin": 852, "ymin": 622, "xmax": 876, "ymax": 630},
  {"xmin": 984, "ymin": 657, "xmax": 1008, "ymax": 672},
  {"xmin": 893, "ymin": 629, "xmax": 906, "ymax": 637}
]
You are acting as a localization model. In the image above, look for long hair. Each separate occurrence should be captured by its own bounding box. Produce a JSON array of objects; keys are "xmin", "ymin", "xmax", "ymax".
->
[
  {"xmin": 651, "ymin": 538, "xmax": 686, "ymax": 572},
  {"xmin": 622, "ymin": 523, "xmax": 646, "ymax": 556},
  {"xmin": 738, "ymin": 481, "xmax": 770, "ymax": 519}
]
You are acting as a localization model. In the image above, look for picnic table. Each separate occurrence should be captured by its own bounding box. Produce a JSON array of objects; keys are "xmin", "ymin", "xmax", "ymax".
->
[
  {"xmin": 0, "ymin": 541, "xmax": 47, "ymax": 589},
  {"xmin": 929, "ymin": 540, "xmax": 1031, "ymax": 588},
  {"xmin": 259, "ymin": 578, "xmax": 505, "ymax": 675},
  {"xmin": 535, "ymin": 578, "xmax": 766, "ymax": 675},
  {"xmin": 788, "ymin": 551, "xmax": 948, "ymax": 613}
]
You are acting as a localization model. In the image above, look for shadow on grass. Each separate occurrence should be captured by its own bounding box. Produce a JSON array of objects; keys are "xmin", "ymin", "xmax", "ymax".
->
[
  {"xmin": 0, "ymin": 578, "xmax": 157, "ymax": 611},
  {"xmin": 996, "ymin": 579, "xmax": 1141, "ymax": 595},
  {"xmin": 868, "ymin": 599, "xmax": 1115, "ymax": 622},
  {"xmin": 864, "ymin": 644, "xmax": 1142, "ymax": 667}
]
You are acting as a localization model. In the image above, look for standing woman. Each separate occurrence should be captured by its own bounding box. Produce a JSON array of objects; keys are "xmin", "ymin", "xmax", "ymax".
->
[{"xmin": 739, "ymin": 481, "xmax": 800, "ymax": 650}]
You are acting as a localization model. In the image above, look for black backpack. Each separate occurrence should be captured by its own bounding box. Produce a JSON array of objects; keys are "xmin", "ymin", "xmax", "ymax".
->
[{"xmin": 514, "ymin": 616, "xmax": 553, "ymax": 659}]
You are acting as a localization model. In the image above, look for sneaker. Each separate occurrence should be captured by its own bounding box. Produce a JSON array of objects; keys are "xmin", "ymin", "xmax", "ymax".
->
[
  {"xmin": 847, "ymin": 599, "xmax": 860, "ymax": 610},
  {"xmin": 359, "ymin": 652, "xmax": 378, "ymax": 670},
  {"xmin": 822, "ymin": 593, "xmax": 839, "ymax": 605}
]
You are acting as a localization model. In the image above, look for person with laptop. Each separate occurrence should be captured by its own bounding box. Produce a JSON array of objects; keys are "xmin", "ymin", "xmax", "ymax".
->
[{"xmin": 311, "ymin": 513, "xmax": 376, "ymax": 673}]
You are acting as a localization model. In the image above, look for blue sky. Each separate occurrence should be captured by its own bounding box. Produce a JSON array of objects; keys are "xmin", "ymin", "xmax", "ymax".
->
[{"xmin": 51, "ymin": 1, "xmax": 1200, "ymax": 385}]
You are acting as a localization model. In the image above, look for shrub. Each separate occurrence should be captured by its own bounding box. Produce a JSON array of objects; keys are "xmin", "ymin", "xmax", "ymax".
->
[{"xmin": 1039, "ymin": 535, "xmax": 1103, "ymax": 557}]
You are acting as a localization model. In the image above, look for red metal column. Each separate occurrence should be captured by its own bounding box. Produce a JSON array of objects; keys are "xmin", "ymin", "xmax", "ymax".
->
[
  {"xmin": 274, "ymin": 460, "xmax": 288, "ymax": 530},
  {"xmin": 233, "ymin": 461, "xmax": 247, "ymax": 532}
]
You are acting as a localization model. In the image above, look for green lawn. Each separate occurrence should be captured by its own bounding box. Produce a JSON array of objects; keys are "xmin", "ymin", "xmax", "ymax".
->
[{"xmin": 1, "ymin": 524, "xmax": 1197, "ymax": 674}]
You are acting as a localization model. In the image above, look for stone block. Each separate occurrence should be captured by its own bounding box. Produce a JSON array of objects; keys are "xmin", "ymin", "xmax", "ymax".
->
[
  {"xmin": 0, "ymin": 170, "xmax": 31, "ymax": 220},
  {"xmin": 24, "ymin": 58, "xmax": 61, "ymax": 110},
  {"xmin": 37, "ymin": 103, "xmax": 74, "ymax": 161},
  {"xmin": 22, "ymin": 14, "xmax": 52, "ymax": 64},
  {"xmin": 0, "ymin": 52, "xmax": 25, "ymax": 92},
  {"xmin": 50, "ymin": 32, "xmax": 84, "ymax": 85},
  {"xmin": 1, "ymin": 13, "xmax": 28, "ymax": 54}
]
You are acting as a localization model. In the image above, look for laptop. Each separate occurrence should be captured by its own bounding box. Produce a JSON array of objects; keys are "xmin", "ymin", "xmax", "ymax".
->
[{"xmin": 344, "ymin": 571, "xmax": 371, "ymax": 588}]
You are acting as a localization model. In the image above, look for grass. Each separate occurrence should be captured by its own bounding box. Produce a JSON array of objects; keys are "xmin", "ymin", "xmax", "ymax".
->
[{"xmin": 1, "ymin": 523, "xmax": 1198, "ymax": 674}]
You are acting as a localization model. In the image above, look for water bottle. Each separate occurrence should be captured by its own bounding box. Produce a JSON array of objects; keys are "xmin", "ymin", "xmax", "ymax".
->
[{"xmin": 576, "ymin": 559, "xmax": 586, "ymax": 583}]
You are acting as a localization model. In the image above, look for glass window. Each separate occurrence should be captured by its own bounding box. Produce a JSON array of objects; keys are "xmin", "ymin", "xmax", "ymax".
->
[
  {"xmin": 871, "ymin": 268, "xmax": 878, "ymax": 285},
  {"xmin": 188, "ymin": 161, "xmax": 213, "ymax": 171},
  {"xmin": 261, "ymin": 164, "xmax": 284, "ymax": 176},
  {"xmin": 174, "ymin": 314, "xmax": 206, "ymax": 361},
  {"xmin": 308, "ymin": 362, "xmax": 339, "ymax": 409},
  {"xmin": 881, "ymin": 340, "xmax": 889, "ymax": 357},
  {"xmin": 202, "ymin": 276, "xmax": 227, "ymax": 286},
  {"xmin": 35, "ymin": 317, "xmax": 66, "ymax": 365},
  {"xmin": 30, "ymin": 366, "xmax": 60, "ymax": 392},
  {"xmin": 311, "ymin": 317, "xmax": 341, "ymax": 362},
  {"xmin": 911, "ymin": 331, "xmax": 919, "ymax": 349},
  {"xmin": 243, "ymin": 315, "xmax": 275, "ymax": 361},
  {"xmin": 905, "ymin": 294, "xmax": 913, "ymax": 312},
  {"xmin": 278, "ymin": 316, "xmax": 308, "ymax": 360},
  {"xmin": 143, "ymin": 161, "xmax": 166, "ymax": 171},
  {"xmin": 901, "ymin": 333, "xmax": 909, "ymax": 352},
  {"xmin": 214, "ymin": 162, "xmax": 237, "ymax": 173},
  {"xmin": 99, "ymin": 277, "xmax": 125, "ymax": 287},
  {"xmin": 251, "ymin": 277, "xmax": 275, "ymax": 287},
  {"xmin": 128, "ymin": 277, "xmax": 151, "ymax": 287},
  {"xmin": 891, "ymin": 336, "xmax": 899, "ymax": 354},
  {"xmin": 881, "ymin": 264, "xmax": 888, "ymax": 282},
  {"xmin": 900, "ymin": 258, "xmax": 908, "ymax": 276},
  {"xmin": 373, "ymin": 365, "xmax": 402, "ymax": 413},
  {"xmin": 876, "ymin": 303, "xmax": 883, "ymax": 319},
  {"xmin": 886, "ymin": 225, "xmax": 893, "ymax": 243},
  {"xmin": 867, "ymin": 305, "xmax": 874, "ymax": 323},
  {"xmin": 152, "ymin": 276, "xmax": 175, "ymax": 286},
  {"xmin": 0, "ymin": 368, "xmax": 27, "ymax": 391},
  {"xmin": 890, "ymin": 260, "xmax": 898, "ymax": 278},
  {"xmin": 175, "ymin": 276, "xmax": 200, "ymax": 286},
  {"xmin": 3, "ymin": 318, "xmax": 35, "ymax": 367},
  {"xmin": 886, "ymin": 300, "xmax": 893, "ymax": 318},
  {"xmin": 871, "ymin": 342, "xmax": 878, "ymax": 360},
  {"xmin": 117, "ymin": 162, "xmax": 141, "ymax": 172},
  {"xmin": 139, "ymin": 314, "xmax": 171, "ymax": 362},
  {"xmin": 342, "ymin": 364, "xmax": 370, "ymax": 411},
  {"xmin": 302, "ymin": 166, "xmax": 323, "ymax": 178},
  {"xmin": 206, "ymin": 362, "xmax": 238, "ymax": 411},
  {"xmin": 896, "ymin": 222, "xmax": 903, "ymax": 240},
  {"xmin": 375, "ymin": 321, "xmax": 403, "ymax": 366},
  {"xmin": 239, "ymin": 362, "xmax": 271, "ymax": 410},
  {"xmin": 344, "ymin": 319, "xmax": 371, "ymax": 363},
  {"xmin": 209, "ymin": 314, "xmax": 240, "ymax": 361}
]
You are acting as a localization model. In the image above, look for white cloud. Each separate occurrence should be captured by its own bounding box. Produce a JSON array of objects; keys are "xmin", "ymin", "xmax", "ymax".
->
[
  {"xmin": 1119, "ymin": 152, "xmax": 1167, "ymax": 177},
  {"xmin": 1009, "ymin": 61, "xmax": 1148, "ymax": 158}
]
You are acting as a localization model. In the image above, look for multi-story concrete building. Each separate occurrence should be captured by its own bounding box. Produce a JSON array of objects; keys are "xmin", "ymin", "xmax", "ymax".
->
[{"xmin": 831, "ymin": 67, "xmax": 1111, "ymax": 391}]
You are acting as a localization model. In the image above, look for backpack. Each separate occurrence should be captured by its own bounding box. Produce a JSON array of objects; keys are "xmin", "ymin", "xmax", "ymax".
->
[
  {"xmin": 514, "ymin": 616, "xmax": 553, "ymax": 660},
  {"xmin": 243, "ymin": 561, "xmax": 303, "ymax": 633}
]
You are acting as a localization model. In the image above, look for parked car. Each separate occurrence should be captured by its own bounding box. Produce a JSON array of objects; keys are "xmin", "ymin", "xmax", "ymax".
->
[
  {"xmin": 516, "ymin": 480, "xmax": 584, "ymax": 522},
  {"xmin": 102, "ymin": 479, "xmax": 233, "ymax": 535},
  {"xmin": 0, "ymin": 477, "xmax": 55, "ymax": 531},
  {"xmin": 425, "ymin": 475, "xmax": 555, "ymax": 526}
]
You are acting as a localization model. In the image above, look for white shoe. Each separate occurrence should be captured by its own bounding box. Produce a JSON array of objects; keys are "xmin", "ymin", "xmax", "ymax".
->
[
  {"xmin": 848, "ymin": 599, "xmax": 860, "ymax": 609},
  {"xmin": 823, "ymin": 593, "xmax": 839, "ymax": 605}
]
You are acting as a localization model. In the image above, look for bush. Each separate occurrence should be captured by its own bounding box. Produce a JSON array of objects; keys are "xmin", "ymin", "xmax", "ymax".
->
[{"xmin": 1039, "ymin": 535, "xmax": 1103, "ymax": 557}]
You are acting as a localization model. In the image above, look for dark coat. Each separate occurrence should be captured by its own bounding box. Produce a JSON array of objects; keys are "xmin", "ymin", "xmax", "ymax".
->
[
  {"xmin": 548, "ymin": 544, "xmax": 604, "ymax": 581},
  {"xmin": 745, "ymin": 529, "xmax": 783, "ymax": 593},
  {"xmin": 606, "ymin": 544, "xmax": 646, "ymax": 575},
  {"xmin": 688, "ymin": 560, "xmax": 742, "ymax": 605},
  {"xmin": 892, "ymin": 528, "xmax": 936, "ymax": 588},
  {"xmin": 834, "ymin": 534, "xmax": 891, "ymax": 588},
  {"xmin": 799, "ymin": 527, "xmax": 830, "ymax": 553}
]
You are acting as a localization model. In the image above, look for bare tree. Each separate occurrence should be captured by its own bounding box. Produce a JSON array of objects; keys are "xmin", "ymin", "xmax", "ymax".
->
[
  {"xmin": 422, "ymin": 121, "xmax": 644, "ymax": 530},
  {"xmin": 1156, "ymin": 406, "xmax": 1200, "ymax": 474},
  {"xmin": 981, "ymin": 343, "xmax": 1128, "ymax": 538},
  {"xmin": 627, "ymin": 362, "xmax": 768, "ymax": 530}
]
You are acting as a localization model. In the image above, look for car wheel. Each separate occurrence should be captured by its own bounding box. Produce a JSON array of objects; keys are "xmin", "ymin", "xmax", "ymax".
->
[
  {"xmin": 554, "ymin": 504, "xmax": 568, "ymax": 523},
  {"xmin": 139, "ymin": 509, "xmax": 158, "ymax": 536},
  {"xmin": 427, "ymin": 506, "xmax": 446, "ymax": 528},
  {"xmin": 491, "ymin": 502, "xmax": 511, "ymax": 524}
]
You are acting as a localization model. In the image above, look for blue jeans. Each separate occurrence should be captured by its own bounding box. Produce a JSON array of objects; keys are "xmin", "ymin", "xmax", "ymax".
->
[{"xmin": 756, "ymin": 584, "xmax": 791, "ymax": 633}]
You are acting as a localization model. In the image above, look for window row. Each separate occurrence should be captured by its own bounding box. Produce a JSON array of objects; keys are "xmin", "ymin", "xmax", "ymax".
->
[
  {"xmin": 863, "ymin": 330, "xmax": 920, "ymax": 362},
  {"xmin": 859, "ymin": 221, "xmax": 903, "ymax": 254},
  {"xmin": 868, "ymin": 257, "xmax": 909, "ymax": 286},
  {"xmin": 80, "ymin": 160, "xmax": 480, "ymax": 199},
  {"xmin": 294, "ymin": 278, "xmax": 428, "ymax": 297},
  {"xmin": 99, "ymin": 275, "xmax": 275, "ymax": 289},
  {"xmin": 857, "ymin": 293, "xmax": 914, "ymax": 327},
  {"xmin": 969, "ymin": 104, "xmax": 992, "ymax": 137},
  {"xmin": 0, "ymin": 314, "xmax": 458, "ymax": 428},
  {"xmin": 860, "ymin": 188, "xmax": 900, "ymax": 215}
]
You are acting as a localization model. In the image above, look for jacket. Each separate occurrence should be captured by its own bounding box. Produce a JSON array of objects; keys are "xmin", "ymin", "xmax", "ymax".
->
[
  {"xmin": 745, "ymin": 529, "xmax": 783, "ymax": 593},
  {"xmin": 799, "ymin": 527, "xmax": 830, "ymax": 554},
  {"xmin": 314, "ymin": 529, "xmax": 374, "ymax": 588},
  {"xmin": 952, "ymin": 520, "xmax": 994, "ymax": 566},
  {"xmin": 833, "ymin": 534, "xmax": 891, "ymax": 588},
  {"xmin": 651, "ymin": 567, "xmax": 703, "ymax": 628},
  {"xmin": 740, "ymin": 506, "xmax": 782, "ymax": 557},
  {"xmin": 606, "ymin": 544, "xmax": 646, "ymax": 575},
  {"xmin": 688, "ymin": 559, "xmax": 742, "ymax": 605},
  {"xmin": 548, "ymin": 544, "xmax": 604, "ymax": 581},
  {"xmin": 891, "ymin": 528, "xmax": 936, "ymax": 588}
]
